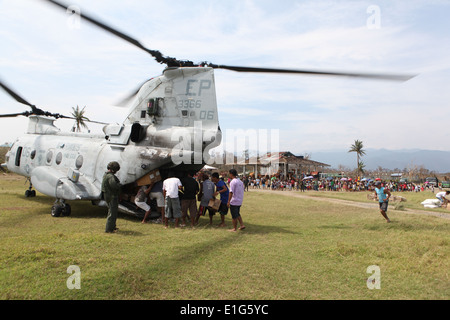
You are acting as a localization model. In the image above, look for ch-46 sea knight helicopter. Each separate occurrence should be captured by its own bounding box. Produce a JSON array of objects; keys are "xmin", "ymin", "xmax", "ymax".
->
[{"xmin": 0, "ymin": 0, "xmax": 415, "ymax": 218}]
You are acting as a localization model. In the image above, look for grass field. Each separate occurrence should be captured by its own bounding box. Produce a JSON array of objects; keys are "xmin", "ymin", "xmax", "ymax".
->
[{"xmin": 0, "ymin": 173, "xmax": 449, "ymax": 300}]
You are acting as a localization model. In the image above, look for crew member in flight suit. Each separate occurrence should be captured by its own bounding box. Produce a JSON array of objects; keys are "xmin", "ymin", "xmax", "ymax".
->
[{"xmin": 102, "ymin": 161, "xmax": 121, "ymax": 233}]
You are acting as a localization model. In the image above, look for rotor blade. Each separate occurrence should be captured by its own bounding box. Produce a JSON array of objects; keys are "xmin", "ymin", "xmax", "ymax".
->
[
  {"xmin": 0, "ymin": 80, "xmax": 35, "ymax": 108},
  {"xmin": 0, "ymin": 77, "xmax": 108, "ymax": 123},
  {"xmin": 42, "ymin": 0, "xmax": 189, "ymax": 67},
  {"xmin": 0, "ymin": 108, "xmax": 107, "ymax": 124},
  {"xmin": 41, "ymin": 113, "xmax": 109, "ymax": 125},
  {"xmin": 0, "ymin": 112, "xmax": 31, "ymax": 118},
  {"xmin": 208, "ymin": 64, "xmax": 416, "ymax": 81},
  {"xmin": 42, "ymin": 1, "xmax": 415, "ymax": 81},
  {"xmin": 115, "ymin": 78, "xmax": 153, "ymax": 107},
  {"xmin": 56, "ymin": 114, "xmax": 108, "ymax": 125}
]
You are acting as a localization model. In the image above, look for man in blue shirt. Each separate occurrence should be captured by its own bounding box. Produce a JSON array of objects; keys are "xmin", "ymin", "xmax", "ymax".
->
[
  {"xmin": 374, "ymin": 181, "xmax": 391, "ymax": 223},
  {"xmin": 212, "ymin": 172, "xmax": 229, "ymax": 227}
]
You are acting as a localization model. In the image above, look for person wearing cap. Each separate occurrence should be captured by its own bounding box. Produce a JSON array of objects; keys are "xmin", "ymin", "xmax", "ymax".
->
[
  {"xmin": 374, "ymin": 181, "xmax": 391, "ymax": 223},
  {"xmin": 102, "ymin": 161, "xmax": 121, "ymax": 233}
]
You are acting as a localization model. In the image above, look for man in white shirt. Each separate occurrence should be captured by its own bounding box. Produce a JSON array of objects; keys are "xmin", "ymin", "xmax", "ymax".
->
[
  {"xmin": 163, "ymin": 172, "xmax": 182, "ymax": 228},
  {"xmin": 436, "ymin": 190, "xmax": 450, "ymax": 207}
]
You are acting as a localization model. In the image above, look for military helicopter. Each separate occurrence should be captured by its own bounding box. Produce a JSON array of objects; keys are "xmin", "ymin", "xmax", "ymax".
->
[{"xmin": 0, "ymin": 0, "xmax": 415, "ymax": 218}]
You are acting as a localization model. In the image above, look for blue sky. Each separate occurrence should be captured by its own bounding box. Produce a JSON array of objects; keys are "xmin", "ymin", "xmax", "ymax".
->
[{"xmin": 1, "ymin": 0, "xmax": 450, "ymax": 156}]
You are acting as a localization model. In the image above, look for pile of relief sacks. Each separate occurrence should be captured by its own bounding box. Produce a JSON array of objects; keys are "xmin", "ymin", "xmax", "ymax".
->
[{"xmin": 420, "ymin": 199, "xmax": 442, "ymax": 208}]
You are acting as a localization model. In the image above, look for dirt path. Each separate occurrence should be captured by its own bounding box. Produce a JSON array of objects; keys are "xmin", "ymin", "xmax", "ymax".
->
[{"xmin": 250, "ymin": 189, "xmax": 450, "ymax": 220}]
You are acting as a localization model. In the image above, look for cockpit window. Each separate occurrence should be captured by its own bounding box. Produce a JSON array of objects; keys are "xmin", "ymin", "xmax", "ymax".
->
[
  {"xmin": 147, "ymin": 98, "xmax": 161, "ymax": 116},
  {"xmin": 15, "ymin": 147, "xmax": 23, "ymax": 166}
]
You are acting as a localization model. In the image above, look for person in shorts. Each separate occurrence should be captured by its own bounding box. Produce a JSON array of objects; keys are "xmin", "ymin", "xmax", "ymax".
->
[
  {"xmin": 196, "ymin": 173, "xmax": 216, "ymax": 225},
  {"xmin": 135, "ymin": 184, "xmax": 152, "ymax": 222},
  {"xmin": 140, "ymin": 180, "xmax": 165, "ymax": 224},
  {"xmin": 374, "ymin": 181, "xmax": 391, "ymax": 223},
  {"xmin": 227, "ymin": 169, "xmax": 246, "ymax": 231},
  {"xmin": 149, "ymin": 180, "xmax": 165, "ymax": 222},
  {"xmin": 163, "ymin": 172, "xmax": 182, "ymax": 228},
  {"xmin": 211, "ymin": 172, "xmax": 229, "ymax": 227}
]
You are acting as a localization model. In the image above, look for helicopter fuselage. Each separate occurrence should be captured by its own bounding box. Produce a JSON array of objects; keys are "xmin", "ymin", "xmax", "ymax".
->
[{"xmin": 3, "ymin": 67, "xmax": 222, "ymax": 216}]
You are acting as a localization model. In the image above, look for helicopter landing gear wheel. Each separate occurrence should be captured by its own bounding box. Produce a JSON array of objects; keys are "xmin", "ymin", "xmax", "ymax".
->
[
  {"xmin": 25, "ymin": 179, "xmax": 36, "ymax": 197},
  {"xmin": 51, "ymin": 200, "xmax": 71, "ymax": 217},
  {"xmin": 25, "ymin": 189, "xmax": 36, "ymax": 197},
  {"xmin": 62, "ymin": 203, "xmax": 71, "ymax": 217},
  {"xmin": 51, "ymin": 204, "xmax": 63, "ymax": 217}
]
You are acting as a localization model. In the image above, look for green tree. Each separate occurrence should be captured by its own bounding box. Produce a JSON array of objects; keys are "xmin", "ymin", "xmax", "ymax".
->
[
  {"xmin": 71, "ymin": 105, "xmax": 90, "ymax": 132},
  {"xmin": 358, "ymin": 161, "xmax": 366, "ymax": 175},
  {"xmin": 348, "ymin": 139, "xmax": 366, "ymax": 176}
]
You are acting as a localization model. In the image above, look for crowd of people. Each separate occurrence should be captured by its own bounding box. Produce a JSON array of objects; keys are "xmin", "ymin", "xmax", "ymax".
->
[
  {"xmin": 238, "ymin": 173, "xmax": 448, "ymax": 224},
  {"xmin": 136, "ymin": 169, "xmax": 246, "ymax": 231},
  {"xmin": 240, "ymin": 175, "xmax": 442, "ymax": 193},
  {"xmin": 101, "ymin": 163, "xmax": 247, "ymax": 233}
]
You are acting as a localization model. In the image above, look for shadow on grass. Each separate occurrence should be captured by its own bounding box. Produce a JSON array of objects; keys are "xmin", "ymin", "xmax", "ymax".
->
[
  {"xmin": 24, "ymin": 197, "xmax": 108, "ymax": 219},
  {"xmin": 219, "ymin": 220, "xmax": 299, "ymax": 235},
  {"xmin": 155, "ymin": 218, "xmax": 299, "ymax": 236},
  {"xmin": 106, "ymin": 226, "xmax": 299, "ymax": 297},
  {"xmin": 21, "ymin": 195, "xmax": 112, "ymax": 219},
  {"xmin": 13, "ymin": 194, "xmax": 53, "ymax": 206},
  {"xmin": 9, "ymin": 193, "xmax": 302, "ymax": 238}
]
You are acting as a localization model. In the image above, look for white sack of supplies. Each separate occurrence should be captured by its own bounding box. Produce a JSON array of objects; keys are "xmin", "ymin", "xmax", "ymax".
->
[{"xmin": 421, "ymin": 199, "xmax": 441, "ymax": 208}]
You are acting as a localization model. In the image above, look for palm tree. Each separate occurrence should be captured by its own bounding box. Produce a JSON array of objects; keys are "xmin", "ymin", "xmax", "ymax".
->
[
  {"xmin": 71, "ymin": 105, "xmax": 90, "ymax": 132},
  {"xmin": 358, "ymin": 161, "xmax": 366, "ymax": 175},
  {"xmin": 348, "ymin": 139, "xmax": 366, "ymax": 176}
]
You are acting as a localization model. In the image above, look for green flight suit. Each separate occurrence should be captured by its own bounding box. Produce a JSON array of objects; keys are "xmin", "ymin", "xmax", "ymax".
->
[{"xmin": 102, "ymin": 171, "xmax": 121, "ymax": 233}]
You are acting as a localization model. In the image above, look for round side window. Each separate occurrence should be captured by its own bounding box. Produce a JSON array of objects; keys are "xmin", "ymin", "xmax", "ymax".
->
[
  {"xmin": 46, "ymin": 151, "xmax": 53, "ymax": 163},
  {"xmin": 30, "ymin": 150, "xmax": 36, "ymax": 160},
  {"xmin": 75, "ymin": 155, "xmax": 83, "ymax": 169},
  {"xmin": 56, "ymin": 152, "xmax": 62, "ymax": 165}
]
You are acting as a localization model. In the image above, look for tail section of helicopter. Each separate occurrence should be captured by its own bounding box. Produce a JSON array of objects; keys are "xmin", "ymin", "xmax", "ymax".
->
[
  {"xmin": 126, "ymin": 67, "xmax": 219, "ymax": 129},
  {"xmin": 123, "ymin": 67, "xmax": 222, "ymax": 166}
]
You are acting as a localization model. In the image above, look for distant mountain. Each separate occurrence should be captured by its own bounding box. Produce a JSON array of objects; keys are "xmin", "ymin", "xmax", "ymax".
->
[{"xmin": 311, "ymin": 149, "xmax": 450, "ymax": 173}]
